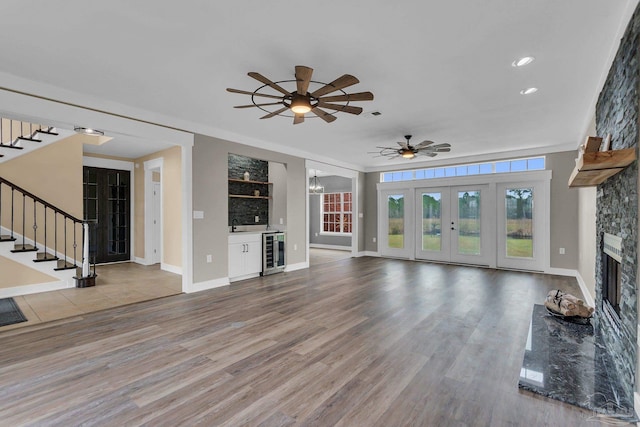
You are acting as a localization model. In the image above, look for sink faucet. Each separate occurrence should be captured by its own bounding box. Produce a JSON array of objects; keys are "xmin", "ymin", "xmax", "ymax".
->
[{"xmin": 231, "ymin": 218, "xmax": 238, "ymax": 232}]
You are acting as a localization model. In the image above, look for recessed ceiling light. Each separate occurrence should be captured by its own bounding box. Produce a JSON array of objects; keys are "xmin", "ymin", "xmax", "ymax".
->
[
  {"xmin": 74, "ymin": 126, "xmax": 104, "ymax": 136},
  {"xmin": 512, "ymin": 56, "xmax": 535, "ymax": 67},
  {"xmin": 520, "ymin": 87, "xmax": 538, "ymax": 95}
]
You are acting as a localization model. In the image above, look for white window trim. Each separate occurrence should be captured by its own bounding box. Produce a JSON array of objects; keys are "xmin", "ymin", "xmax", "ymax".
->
[{"xmin": 320, "ymin": 191, "xmax": 353, "ymax": 236}]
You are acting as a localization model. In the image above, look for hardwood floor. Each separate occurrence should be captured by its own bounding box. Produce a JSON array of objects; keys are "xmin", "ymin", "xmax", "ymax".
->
[{"xmin": 0, "ymin": 257, "xmax": 627, "ymax": 426}]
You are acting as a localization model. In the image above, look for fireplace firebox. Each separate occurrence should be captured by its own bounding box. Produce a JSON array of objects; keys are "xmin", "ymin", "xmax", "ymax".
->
[{"xmin": 602, "ymin": 233, "xmax": 622, "ymax": 328}]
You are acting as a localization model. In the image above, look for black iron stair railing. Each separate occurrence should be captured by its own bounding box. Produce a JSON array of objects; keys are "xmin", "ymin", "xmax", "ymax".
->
[{"xmin": 0, "ymin": 176, "xmax": 92, "ymax": 273}]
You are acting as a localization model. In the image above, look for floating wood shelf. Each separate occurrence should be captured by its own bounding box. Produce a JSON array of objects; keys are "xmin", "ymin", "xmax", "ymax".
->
[
  {"xmin": 228, "ymin": 179, "xmax": 272, "ymax": 185},
  {"xmin": 568, "ymin": 148, "xmax": 636, "ymax": 187},
  {"xmin": 228, "ymin": 194, "xmax": 272, "ymax": 199}
]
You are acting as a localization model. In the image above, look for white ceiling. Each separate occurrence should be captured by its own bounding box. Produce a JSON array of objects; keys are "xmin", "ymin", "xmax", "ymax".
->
[{"xmin": 0, "ymin": 1, "xmax": 636, "ymax": 170}]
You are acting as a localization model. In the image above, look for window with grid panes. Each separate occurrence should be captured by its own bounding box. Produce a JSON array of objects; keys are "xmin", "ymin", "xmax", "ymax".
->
[{"xmin": 322, "ymin": 192, "xmax": 352, "ymax": 234}]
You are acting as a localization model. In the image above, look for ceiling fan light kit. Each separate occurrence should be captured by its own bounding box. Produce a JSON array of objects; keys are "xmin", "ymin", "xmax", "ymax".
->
[
  {"xmin": 371, "ymin": 135, "xmax": 452, "ymax": 160},
  {"xmin": 227, "ymin": 65, "xmax": 373, "ymax": 125}
]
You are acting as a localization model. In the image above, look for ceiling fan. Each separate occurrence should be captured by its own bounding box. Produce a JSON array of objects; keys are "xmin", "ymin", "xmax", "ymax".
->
[
  {"xmin": 371, "ymin": 135, "xmax": 451, "ymax": 160},
  {"xmin": 226, "ymin": 65, "xmax": 374, "ymax": 125}
]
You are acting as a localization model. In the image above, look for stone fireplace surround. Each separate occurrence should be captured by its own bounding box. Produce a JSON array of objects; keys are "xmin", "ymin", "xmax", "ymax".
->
[
  {"xmin": 518, "ymin": 5, "xmax": 639, "ymax": 419},
  {"xmin": 593, "ymin": 1, "xmax": 639, "ymax": 407}
]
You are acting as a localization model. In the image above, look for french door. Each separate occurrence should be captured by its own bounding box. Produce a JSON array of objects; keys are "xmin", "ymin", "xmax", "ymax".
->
[
  {"xmin": 496, "ymin": 182, "xmax": 545, "ymax": 271},
  {"xmin": 379, "ymin": 190, "xmax": 413, "ymax": 258},
  {"xmin": 415, "ymin": 185, "xmax": 493, "ymax": 265}
]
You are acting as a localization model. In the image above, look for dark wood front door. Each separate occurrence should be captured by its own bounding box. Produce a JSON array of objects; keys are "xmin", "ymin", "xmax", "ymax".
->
[{"xmin": 83, "ymin": 166, "xmax": 130, "ymax": 264}]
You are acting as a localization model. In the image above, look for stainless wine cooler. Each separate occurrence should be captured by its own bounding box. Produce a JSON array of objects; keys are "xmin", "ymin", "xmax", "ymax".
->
[{"xmin": 262, "ymin": 232, "xmax": 286, "ymax": 275}]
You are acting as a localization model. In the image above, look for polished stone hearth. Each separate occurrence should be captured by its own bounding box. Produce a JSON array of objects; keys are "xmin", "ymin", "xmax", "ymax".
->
[{"xmin": 519, "ymin": 305, "xmax": 637, "ymax": 422}]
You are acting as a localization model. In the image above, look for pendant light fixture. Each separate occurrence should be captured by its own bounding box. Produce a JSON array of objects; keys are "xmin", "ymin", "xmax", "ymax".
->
[{"xmin": 309, "ymin": 172, "xmax": 324, "ymax": 194}]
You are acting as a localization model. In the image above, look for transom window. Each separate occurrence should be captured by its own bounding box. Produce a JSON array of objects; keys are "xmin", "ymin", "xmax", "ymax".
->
[
  {"xmin": 381, "ymin": 156, "xmax": 545, "ymax": 183},
  {"xmin": 322, "ymin": 192, "xmax": 352, "ymax": 234}
]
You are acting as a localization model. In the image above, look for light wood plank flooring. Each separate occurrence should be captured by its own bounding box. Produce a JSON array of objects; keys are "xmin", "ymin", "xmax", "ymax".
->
[
  {"xmin": 0, "ymin": 257, "xmax": 628, "ymax": 426},
  {"xmin": 7, "ymin": 263, "xmax": 181, "ymax": 331}
]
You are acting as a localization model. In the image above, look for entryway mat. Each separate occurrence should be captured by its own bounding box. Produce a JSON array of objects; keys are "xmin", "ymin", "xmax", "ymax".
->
[{"xmin": 0, "ymin": 297, "xmax": 27, "ymax": 327}]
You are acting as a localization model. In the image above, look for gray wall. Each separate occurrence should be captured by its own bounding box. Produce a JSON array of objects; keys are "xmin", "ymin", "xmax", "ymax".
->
[
  {"xmin": 547, "ymin": 151, "xmax": 579, "ymax": 269},
  {"xmin": 361, "ymin": 151, "xmax": 580, "ymax": 270},
  {"xmin": 269, "ymin": 162, "xmax": 287, "ymax": 228},
  {"xmin": 364, "ymin": 171, "xmax": 380, "ymax": 252},
  {"xmin": 309, "ymin": 175, "xmax": 352, "ymax": 247},
  {"xmin": 192, "ymin": 134, "xmax": 306, "ymax": 284},
  {"xmin": 357, "ymin": 171, "xmax": 366, "ymax": 253}
]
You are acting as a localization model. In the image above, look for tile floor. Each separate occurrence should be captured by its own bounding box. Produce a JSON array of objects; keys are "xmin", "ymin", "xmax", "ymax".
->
[
  {"xmin": 4, "ymin": 262, "xmax": 182, "ymax": 331},
  {"xmin": 309, "ymin": 247, "xmax": 352, "ymax": 266}
]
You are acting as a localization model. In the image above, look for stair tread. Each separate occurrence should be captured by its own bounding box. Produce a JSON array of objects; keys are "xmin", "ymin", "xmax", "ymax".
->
[
  {"xmin": 36, "ymin": 130, "xmax": 58, "ymax": 136},
  {"xmin": 34, "ymin": 252, "xmax": 58, "ymax": 262},
  {"xmin": 0, "ymin": 143, "xmax": 24, "ymax": 150},
  {"xmin": 17, "ymin": 136, "xmax": 42, "ymax": 142},
  {"xmin": 0, "ymin": 235, "xmax": 16, "ymax": 242},
  {"xmin": 12, "ymin": 244, "xmax": 39, "ymax": 252}
]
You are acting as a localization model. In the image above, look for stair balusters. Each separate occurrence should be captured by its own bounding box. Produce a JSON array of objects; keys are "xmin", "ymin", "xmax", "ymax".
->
[{"xmin": 0, "ymin": 176, "xmax": 91, "ymax": 272}]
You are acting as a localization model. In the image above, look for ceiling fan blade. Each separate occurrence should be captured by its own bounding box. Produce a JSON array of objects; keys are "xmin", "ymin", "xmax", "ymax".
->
[
  {"xmin": 316, "ymin": 102, "xmax": 363, "ymax": 115},
  {"xmin": 295, "ymin": 66, "xmax": 313, "ymax": 95},
  {"xmin": 434, "ymin": 147, "xmax": 451, "ymax": 152},
  {"xmin": 248, "ymin": 72, "xmax": 291, "ymax": 96},
  {"xmin": 425, "ymin": 152, "xmax": 438, "ymax": 157},
  {"xmin": 396, "ymin": 141, "xmax": 409, "ymax": 150},
  {"xmin": 227, "ymin": 88, "xmax": 284, "ymax": 100},
  {"xmin": 415, "ymin": 140, "xmax": 435, "ymax": 148},
  {"xmin": 319, "ymin": 91, "xmax": 374, "ymax": 103},
  {"xmin": 293, "ymin": 113, "xmax": 305, "ymax": 125},
  {"xmin": 311, "ymin": 107, "xmax": 337, "ymax": 123},
  {"xmin": 432, "ymin": 143, "xmax": 451, "ymax": 149},
  {"xmin": 311, "ymin": 74, "xmax": 359, "ymax": 98},
  {"xmin": 234, "ymin": 101, "xmax": 283, "ymax": 109},
  {"xmin": 260, "ymin": 106, "xmax": 289, "ymax": 119}
]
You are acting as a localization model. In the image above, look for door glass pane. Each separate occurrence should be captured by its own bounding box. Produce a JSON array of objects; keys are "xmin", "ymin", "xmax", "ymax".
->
[
  {"xmin": 506, "ymin": 188, "xmax": 533, "ymax": 258},
  {"xmin": 458, "ymin": 191, "xmax": 481, "ymax": 255},
  {"xmin": 421, "ymin": 192, "xmax": 441, "ymax": 251},
  {"xmin": 387, "ymin": 195, "xmax": 404, "ymax": 249}
]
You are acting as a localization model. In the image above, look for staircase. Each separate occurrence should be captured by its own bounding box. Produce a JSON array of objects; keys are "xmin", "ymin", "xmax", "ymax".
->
[
  {"xmin": 0, "ymin": 176, "xmax": 95, "ymax": 298},
  {"xmin": 0, "ymin": 118, "xmax": 74, "ymax": 163}
]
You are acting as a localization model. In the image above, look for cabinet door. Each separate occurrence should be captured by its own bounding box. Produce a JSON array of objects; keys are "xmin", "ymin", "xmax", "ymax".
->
[
  {"xmin": 244, "ymin": 240, "xmax": 262, "ymax": 274},
  {"xmin": 228, "ymin": 242, "xmax": 245, "ymax": 278}
]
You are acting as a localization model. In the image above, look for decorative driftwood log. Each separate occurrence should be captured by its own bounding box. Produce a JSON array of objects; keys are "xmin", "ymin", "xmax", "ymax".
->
[{"xmin": 544, "ymin": 290, "xmax": 594, "ymax": 318}]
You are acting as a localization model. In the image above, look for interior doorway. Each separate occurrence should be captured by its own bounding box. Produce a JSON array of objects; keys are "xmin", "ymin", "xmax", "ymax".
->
[
  {"xmin": 144, "ymin": 158, "xmax": 163, "ymax": 266},
  {"xmin": 305, "ymin": 161, "xmax": 360, "ymax": 267},
  {"xmin": 152, "ymin": 181, "xmax": 161, "ymax": 264}
]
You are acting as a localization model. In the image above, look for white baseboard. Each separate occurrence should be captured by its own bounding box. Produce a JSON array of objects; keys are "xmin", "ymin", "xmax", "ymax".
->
[
  {"xmin": 186, "ymin": 277, "xmax": 229, "ymax": 293},
  {"xmin": 309, "ymin": 243, "xmax": 352, "ymax": 251},
  {"xmin": 134, "ymin": 257, "xmax": 153, "ymax": 266},
  {"xmin": 161, "ymin": 263, "xmax": 182, "ymax": 275},
  {"xmin": 545, "ymin": 267, "xmax": 577, "ymax": 277},
  {"xmin": 285, "ymin": 261, "xmax": 308, "ymax": 272},
  {"xmin": 574, "ymin": 270, "xmax": 596, "ymax": 308},
  {"xmin": 363, "ymin": 251, "xmax": 380, "ymax": 257},
  {"xmin": 0, "ymin": 280, "xmax": 72, "ymax": 298}
]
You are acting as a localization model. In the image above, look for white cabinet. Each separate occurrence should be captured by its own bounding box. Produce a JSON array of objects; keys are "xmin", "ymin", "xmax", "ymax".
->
[{"xmin": 228, "ymin": 233, "xmax": 262, "ymax": 281}]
